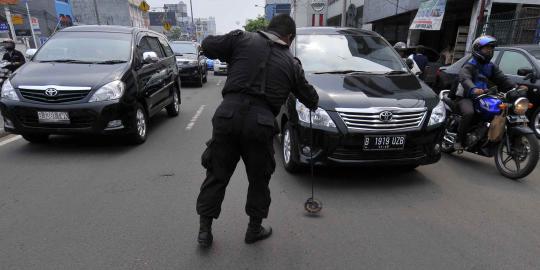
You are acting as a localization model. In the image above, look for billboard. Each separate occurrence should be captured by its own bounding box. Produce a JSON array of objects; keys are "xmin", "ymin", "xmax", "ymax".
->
[
  {"xmin": 55, "ymin": 0, "xmax": 74, "ymax": 29},
  {"xmin": 410, "ymin": 0, "xmax": 447, "ymax": 31},
  {"xmin": 0, "ymin": 0, "xmax": 18, "ymax": 4},
  {"xmin": 149, "ymin": 12, "xmax": 176, "ymax": 27}
]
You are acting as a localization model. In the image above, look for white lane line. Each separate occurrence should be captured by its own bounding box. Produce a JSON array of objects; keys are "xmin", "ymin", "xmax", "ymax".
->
[
  {"xmin": 186, "ymin": 105, "xmax": 206, "ymax": 131},
  {"xmin": 216, "ymin": 79, "xmax": 223, "ymax": 86},
  {"xmin": 0, "ymin": 135, "xmax": 22, "ymax": 147}
]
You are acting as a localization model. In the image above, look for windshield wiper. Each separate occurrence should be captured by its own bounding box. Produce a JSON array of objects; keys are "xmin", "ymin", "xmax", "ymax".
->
[
  {"xmin": 95, "ymin": 60, "xmax": 127, "ymax": 64},
  {"xmin": 39, "ymin": 59, "xmax": 95, "ymax": 64},
  {"xmin": 314, "ymin": 70, "xmax": 375, "ymax": 75},
  {"xmin": 384, "ymin": 70, "xmax": 409, "ymax": 75}
]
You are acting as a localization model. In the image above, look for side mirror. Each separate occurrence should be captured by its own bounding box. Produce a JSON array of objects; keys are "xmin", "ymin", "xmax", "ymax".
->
[
  {"xmin": 143, "ymin": 51, "xmax": 159, "ymax": 64},
  {"xmin": 517, "ymin": 67, "xmax": 537, "ymax": 83},
  {"xmin": 26, "ymin": 49, "xmax": 37, "ymax": 59},
  {"xmin": 405, "ymin": 58, "xmax": 414, "ymax": 70}
]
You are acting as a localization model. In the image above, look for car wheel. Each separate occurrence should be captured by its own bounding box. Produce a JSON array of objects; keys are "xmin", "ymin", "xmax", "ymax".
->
[
  {"xmin": 282, "ymin": 122, "xmax": 303, "ymax": 173},
  {"xmin": 202, "ymin": 68, "xmax": 208, "ymax": 83},
  {"xmin": 127, "ymin": 104, "xmax": 148, "ymax": 145},
  {"xmin": 22, "ymin": 134, "xmax": 49, "ymax": 144},
  {"xmin": 529, "ymin": 107, "xmax": 540, "ymax": 139},
  {"xmin": 196, "ymin": 73, "xmax": 203, "ymax": 87},
  {"xmin": 166, "ymin": 88, "xmax": 180, "ymax": 117}
]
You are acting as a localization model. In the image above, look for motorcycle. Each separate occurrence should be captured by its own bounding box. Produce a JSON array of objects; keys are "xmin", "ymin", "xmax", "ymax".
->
[
  {"xmin": 440, "ymin": 87, "xmax": 539, "ymax": 179},
  {"xmin": 0, "ymin": 61, "xmax": 12, "ymax": 86}
]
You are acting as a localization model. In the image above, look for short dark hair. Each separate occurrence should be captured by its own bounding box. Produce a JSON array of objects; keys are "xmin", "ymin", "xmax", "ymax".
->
[{"xmin": 267, "ymin": 14, "xmax": 296, "ymax": 39}]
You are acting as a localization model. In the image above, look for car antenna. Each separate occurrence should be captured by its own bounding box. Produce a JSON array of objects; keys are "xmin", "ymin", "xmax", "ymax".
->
[{"xmin": 304, "ymin": 110, "xmax": 323, "ymax": 214}]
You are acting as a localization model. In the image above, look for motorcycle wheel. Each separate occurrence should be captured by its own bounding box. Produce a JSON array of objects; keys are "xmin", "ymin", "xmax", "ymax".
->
[
  {"xmin": 494, "ymin": 133, "xmax": 539, "ymax": 180},
  {"xmin": 441, "ymin": 127, "xmax": 456, "ymax": 154}
]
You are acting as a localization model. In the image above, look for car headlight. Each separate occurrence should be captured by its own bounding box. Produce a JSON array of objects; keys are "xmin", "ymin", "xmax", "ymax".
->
[
  {"xmin": 296, "ymin": 99, "xmax": 336, "ymax": 128},
  {"xmin": 0, "ymin": 79, "xmax": 19, "ymax": 101},
  {"xmin": 189, "ymin": 60, "xmax": 198, "ymax": 65},
  {"xmin": 513, "ymin": 97, "xmax": 529, "ymax": 115},
  {"xmin": 89, "ymin": 80, "xmax": 125, "ymax": 103},
  {"xmin": 428, "ymin": 100, "xmax": 446, "ymax": 126}
]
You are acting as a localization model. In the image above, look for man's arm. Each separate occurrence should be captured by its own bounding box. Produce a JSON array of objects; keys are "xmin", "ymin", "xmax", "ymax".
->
[
  {"xmin": 291, "ymin": 58, "xmax": 318, "ymax": 110},
  {"xmin": 459, "ymin": 64, "xmax": 479, "ymax": 98},
  {"xmin": 201, "ymin": 30, "xmax": 243, "ymax": 63},
  {"xmin": 491, "ymin": 64, "xmax": 515, "ymax": 92}
]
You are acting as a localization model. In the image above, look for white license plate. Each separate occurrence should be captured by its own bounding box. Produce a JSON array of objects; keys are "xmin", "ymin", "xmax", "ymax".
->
[{"xmin": 37, "ymin": 111, "xmax": 70, "ymax": 123}]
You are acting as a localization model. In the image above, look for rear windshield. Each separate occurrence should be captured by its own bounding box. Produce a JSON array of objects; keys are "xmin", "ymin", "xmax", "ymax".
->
[
  {"xmin": 171, "ymin": 43, "xmax": 197, "ymax": 55},
  {"xmin": 296, "ymin": 34, "xmax": 407, "ymax": 73},
  {"xmin": 34, "ymin": 32, "xmax": 132, "ymax": 62}
]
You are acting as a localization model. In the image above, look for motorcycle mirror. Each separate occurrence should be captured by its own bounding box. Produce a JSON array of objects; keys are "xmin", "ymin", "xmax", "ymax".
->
[{"xmin": 25, "ymin": 49, "xmax": 37, "ymax": 59}]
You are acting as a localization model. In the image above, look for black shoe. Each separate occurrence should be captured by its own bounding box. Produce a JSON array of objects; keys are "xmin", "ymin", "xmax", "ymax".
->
[
  {"xmin": 198, "ymin": 231, "xmax": 213, "ymax": 248},
  {"xmin": 245, "ymin": 225, "xmax": 272, "ymax": 244}
]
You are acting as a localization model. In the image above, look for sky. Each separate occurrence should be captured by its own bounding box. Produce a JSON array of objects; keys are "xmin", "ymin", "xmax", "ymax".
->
[{"xmin": 146, "ymin": 0, "xmax": 264, "ymax": 34}]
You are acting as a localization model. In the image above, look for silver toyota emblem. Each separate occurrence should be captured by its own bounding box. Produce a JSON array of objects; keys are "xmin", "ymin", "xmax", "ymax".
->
[
  {"xmin": 45, "ymin": 88, "xmax": 58, "ymax": 97},
  {"xmin": 379, "ymin": 111, "xmax": 393, "ymax": 122}
]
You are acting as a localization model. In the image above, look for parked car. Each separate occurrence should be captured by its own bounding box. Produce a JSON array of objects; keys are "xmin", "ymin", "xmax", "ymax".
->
[
  {"xmin": 278, "ymin": 27, "xmax": 446, "ymax": 172},
  {"xmin": 436, "ymin": 45, "xmax": 540, "ymax": 138},
  {"xmin": 0, "ymin": 25, "xmax": 181, "ymax": 144},
  {"xmin": 213, "ymin": 59, "xmax": 228, "ymax": 75},
  {"xmin": 170, "ymin": 41, "xmax": 207, "ymax": 87},
  {"xmin": 206, "ymin": 58, "xmax": 214, "ymax": 71}
]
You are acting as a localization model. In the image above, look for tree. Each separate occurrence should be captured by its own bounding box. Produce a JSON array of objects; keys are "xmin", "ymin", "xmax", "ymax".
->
[
  {"xmin": 168, "ymin": 28, "xmax": 182, "ymax": 41},
  {"xmin": 243, "ymin": 16, "xmax": 268, "ymax": 32}
]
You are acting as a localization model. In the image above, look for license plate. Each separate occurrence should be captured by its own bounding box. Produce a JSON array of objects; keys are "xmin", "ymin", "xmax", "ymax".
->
[
  {"xmin": 37, "ymin": 111, "xmax": 70, "ymax": 123},
  {"xmin": 363, "ymin": 135, "xmax": 406, "ymax": 151}
]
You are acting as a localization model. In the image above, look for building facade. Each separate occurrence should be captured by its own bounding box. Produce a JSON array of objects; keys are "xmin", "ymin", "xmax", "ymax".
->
[
  {"xmin": 72, "ymin": 0, "xmax": 149, "ymax": 28},
  {"xmin": 292, "ymin": 0, "xmax": 328, "ymax": 27},
  {"xmin": 327, "ymin": 0, "xmax": 364, "ymax": 28},
  {"xmin": 194, "ymin": 17, "xmax": 216, "ymax": 42}
]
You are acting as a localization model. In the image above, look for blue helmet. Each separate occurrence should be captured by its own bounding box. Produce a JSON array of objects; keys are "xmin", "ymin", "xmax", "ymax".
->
[{"xmin": 472, "ymin": 35, "xmax": 497, "ymax": 64}]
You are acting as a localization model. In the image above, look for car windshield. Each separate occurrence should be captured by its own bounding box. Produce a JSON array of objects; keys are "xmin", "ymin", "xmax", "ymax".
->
[
  {"xmin": 296, "ymin": 34, "xmax": 407, "ymax": 73},
  {"xmin": 171, "ymin": 43, "xmax": 197, "ymax": 55},
  {"xmin": 33, "ymin": 32, "xmax": 132, "ymax": 63}
]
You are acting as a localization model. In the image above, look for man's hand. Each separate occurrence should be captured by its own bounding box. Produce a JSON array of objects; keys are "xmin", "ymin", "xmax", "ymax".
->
[{"xmin": 473, "ymin": 88, "xmax": 486, "ymax": 95}]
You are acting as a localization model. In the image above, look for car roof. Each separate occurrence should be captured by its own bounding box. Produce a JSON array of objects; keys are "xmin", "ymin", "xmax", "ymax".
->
[
  {"xmin": 296, "ymin": 27, "xmax": 380, "ymax": 37},
  {"xmin": 171, "ymin": 41, "xmax": 197, "ymax": 44},
  {"xmin": 60, "ymin": 25, "xmax": 139, "ymax": 34},
  {"xmin": 499, "ymin": 44, "xmax": 540, "ymax": 52}
]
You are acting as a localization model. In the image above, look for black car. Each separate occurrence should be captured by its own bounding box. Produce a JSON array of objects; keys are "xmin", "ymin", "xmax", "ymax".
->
[
  {"xmin": 278, "ymin": 27, "xmax": 446, "ymax": 172},
  {"xmin": 170, "ymin": 41, "xmax": 207, "ymax": 87},
  {"xmin": 0, "ymin": 25, "xmax": 181, "ymax": 144},
  {"xmin": 436, "ymin": 45, "xmax": 540, "ymax": 138}
]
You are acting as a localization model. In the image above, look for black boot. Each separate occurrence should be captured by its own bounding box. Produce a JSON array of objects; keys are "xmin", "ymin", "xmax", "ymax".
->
[
  {"xmin": 245, "ymin": 217, "xmax": 272, "ymax": 244},
  {"xmin": 198, "ymin": 216, "xmax": 213, "ymax": 247}
]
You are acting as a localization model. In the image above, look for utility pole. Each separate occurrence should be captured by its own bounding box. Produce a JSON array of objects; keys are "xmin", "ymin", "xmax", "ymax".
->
[
  {"xmin": 4, "ymin": 5, "xmax": 17, "ymax": 42},
  {"xmin": 25, "ymin": 1, "xmax": 38, "ymax": 48},
  {"xmin": 92, "ymin": 0, "xmax": 101, "ymax": 25},
  {"xmin": 190, "ymin": 0, "xmax": 195, "ymax": 40}
]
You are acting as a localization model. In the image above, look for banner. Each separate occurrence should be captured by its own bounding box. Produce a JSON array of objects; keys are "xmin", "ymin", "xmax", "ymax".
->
[
  {"xmin": 410, "ymin": 0, "xmax": 447, "ymax": 31},
  {"xmin": 0, "ymin": 0, "xmax": 19, "ymax": 4}
]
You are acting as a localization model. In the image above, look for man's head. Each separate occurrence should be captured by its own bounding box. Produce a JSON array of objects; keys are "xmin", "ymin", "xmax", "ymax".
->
[
  {"xmin": 472, "ymin": 35, "xmax": 497, "ymax": 64},
  {"xmin": 267, "ymin": 14, "xmax": 296, "ymax": 46},
  {"xmin": 2, "ymin": 39, "xmax": 15, "ymax": 51}
]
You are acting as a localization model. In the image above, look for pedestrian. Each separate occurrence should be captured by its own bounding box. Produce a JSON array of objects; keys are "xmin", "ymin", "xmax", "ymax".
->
[
  {"xmin": 410, "ymin": 45, "xmax": 429, "ymax": 73},
  {"xmin": 195, "ymin": 14, "xmax": 319, "ymax": 247},
  {"xmin": 440, "ymin": 45, "xmax": 453, "ymax": 65}
]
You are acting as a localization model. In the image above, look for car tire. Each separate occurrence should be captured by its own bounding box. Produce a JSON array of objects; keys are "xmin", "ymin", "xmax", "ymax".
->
[
  {"xmin": 127, "ymin": 103, "xmax": 148, "ymax": 145},
  {"xmin": 166, "ymin": 88, "xmax": 180, "ymax": 117},
  {"xmin": 282, "ymin": 122, "xmax": 304, "ymax": 173},
  {"xmin": 196, "ymin": 72, "xmax": 204, "ymax": 87},
  {"xmin": 22, "ymin": 134, "xmax": 49, "ymax": 144},
  {"xmin": 202, "ymin": 69, "xmax": 208, "ymax": 83},
  {"xmin": 529, "ymin": 107, "xmax": 540, "ymax": 139}
]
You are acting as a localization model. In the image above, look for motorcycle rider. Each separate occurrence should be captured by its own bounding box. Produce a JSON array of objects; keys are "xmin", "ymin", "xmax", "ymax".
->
[
  {"xmin": 394, "ymin": 42, "xmax": 421, "ymax": 75},
  {"xmin": 454, "ymin": 35, "xmax": 526, "ymax": 151},
  {"xmin": 2, "ymin": 39, "xmax": 26, "ymax": 73}
]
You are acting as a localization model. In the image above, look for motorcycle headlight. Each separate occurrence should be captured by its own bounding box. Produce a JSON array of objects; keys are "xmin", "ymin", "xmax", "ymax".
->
[
  {"xmin": 1, "ymin": 79, "xmax": 19, "ymax": 101},
  {"xmin": 513, "ymin": 97, "xmax": 529, "ymax": 115},
  {"xmin": 428, "ymin": 100, "xmax": 446, "ymax": 126},
  {"xmin": 89, "ymin": 80, "xmax": 125, "ymax": 103},
  {"xmin": 295, "ymin": 100, "xmax": 336, "ymax": 129}
]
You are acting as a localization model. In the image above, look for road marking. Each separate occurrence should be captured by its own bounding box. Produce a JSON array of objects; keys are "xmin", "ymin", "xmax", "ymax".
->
[
  {"xmin": 186, "ymin": 105, "xmax": 206, "ymax": 131},
  {"xmin": 216, "ymin": 79, "xmax": 223, "ymax": 86},
  {"xmin": 0, "ymin": 135, "xmax": 22, "ymax": 147}
]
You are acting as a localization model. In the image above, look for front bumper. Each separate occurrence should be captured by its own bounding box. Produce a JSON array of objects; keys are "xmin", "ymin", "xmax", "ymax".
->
[
  {"xmin": 178, "ymin": 65, "xmax": 200, "ymax": 82},
  {"xmin": 292, "ymin": 123, "xmax": 445, "ymax": 166},
  {"xmin": 0, "ymin": 99, "xmax": 136, "ymax": 135}
]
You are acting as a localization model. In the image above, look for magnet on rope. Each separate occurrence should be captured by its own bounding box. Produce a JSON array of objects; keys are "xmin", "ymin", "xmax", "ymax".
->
[{"xmin": 304, "ymin": 197, "xmax": 322, "ymax": 214}]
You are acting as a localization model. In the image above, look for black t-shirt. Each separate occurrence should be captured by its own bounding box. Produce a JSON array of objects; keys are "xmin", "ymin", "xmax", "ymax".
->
[{"xmin": 2, "ymin": 50, "xmax": 26, "ymax": 72}]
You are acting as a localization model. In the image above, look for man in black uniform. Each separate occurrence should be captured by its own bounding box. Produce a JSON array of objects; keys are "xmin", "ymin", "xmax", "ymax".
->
[
  {"xmin": 196, "ymin": 14, "xmax": 319, "ymax": 247},
  {"xmin": 2, "ymin": 39, "xmax": 26, "ymax": 72}
]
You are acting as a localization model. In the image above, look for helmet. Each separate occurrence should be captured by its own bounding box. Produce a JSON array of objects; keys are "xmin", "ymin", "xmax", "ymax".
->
[
  {"xmin": 472, "ymin": 35, "xmax": 497, "ymax": 64},
  {"xmin": 2, "ymin": 39, "xmax": 15, "ymax": 50},
  {"xmin": 394, "ymin": 42, "xmax": 407, "ymax": 50}
]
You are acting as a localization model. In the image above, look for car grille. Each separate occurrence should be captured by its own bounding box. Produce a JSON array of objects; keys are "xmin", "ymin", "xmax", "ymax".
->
[
  {"xmin": 336, "ymin": 107, "xmax": 427, "ymax": 132},
  {"xmin": 18, "ymin": 86, "xmax": 91, "ymax": 103},
  {"xmin": 14, "ymin": 108, "xmax": 96, "ymax": 128},
  {"xmin": 329, "ymin": 146, "xmax": 425, "ymax": 161}
]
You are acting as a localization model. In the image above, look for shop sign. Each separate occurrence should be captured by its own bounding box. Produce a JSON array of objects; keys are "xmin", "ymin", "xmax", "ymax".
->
[
  {"xmin": 0, "ymin": 0, "xmax": 18, "ymax": 4},
  {"xmin": 11, "ymin": 14, "xmax": 24, "ymax": 25},
  {"xmin": 410, "ymin": 0, "xmax": 447, "ymax": 31}
]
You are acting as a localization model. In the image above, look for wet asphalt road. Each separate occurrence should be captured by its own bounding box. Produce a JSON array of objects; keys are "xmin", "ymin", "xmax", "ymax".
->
[{"xmin": 1, "ymin": 74, "xmax": 539, "ymax": 270}]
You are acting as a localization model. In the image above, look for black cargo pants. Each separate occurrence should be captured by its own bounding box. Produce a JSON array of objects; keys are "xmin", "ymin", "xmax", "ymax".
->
[{"xmin": 196, "ymin": 94, "xmax": 277, "ymax": 219}]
